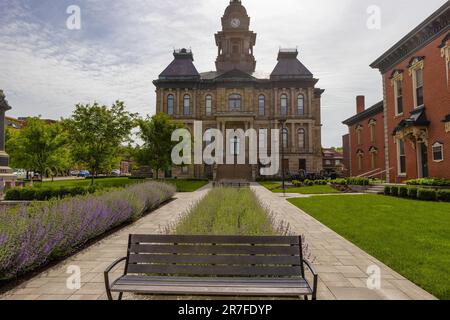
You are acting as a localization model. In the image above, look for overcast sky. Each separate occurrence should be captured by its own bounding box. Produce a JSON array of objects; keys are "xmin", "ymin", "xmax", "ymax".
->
[{"xmin": 0, "ymin": 0, "xmax": 447, "ymax": 147}]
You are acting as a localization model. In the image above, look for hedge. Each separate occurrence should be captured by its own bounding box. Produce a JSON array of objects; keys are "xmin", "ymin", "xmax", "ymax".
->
[
  {"xmin": 407, "ymin": 187, "xmax": 418, "ymax": 199},
  {"xmin": 346, "ymin": 177, "xmax": 370, "ymax": 186},
  {"xmin": 5, "ymin": 186, "xmax": 98, "ymax": 201},
  {"xmin": 406, "ymin": 178, "xmax": 450, "ymax": 187},
  {"xmin": 384, "ymin": 186, "xmax": 391, "ymax": 195},
  {"xmin": 0, "ymin": 181, "xmax": 176, "ymax": 280},
  {"xmin": 417, "ymin": 189, "xmax": 437, "ymax": 201},
  {"xmin": 437, "ymin": 190, "xmax": 450, "ymax": 202},
  {"xmin": 398, "ymin": 186, "xmax": 409, "ymax": 198},
  {"xmin": 391, "ymin": 186, "xmax": 399, "ymax": 197}
]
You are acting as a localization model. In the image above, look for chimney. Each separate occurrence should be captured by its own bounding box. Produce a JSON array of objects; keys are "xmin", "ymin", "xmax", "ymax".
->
[{"xmin": 356, "ymin": 96, "xmax": 365, "ymax": 114}]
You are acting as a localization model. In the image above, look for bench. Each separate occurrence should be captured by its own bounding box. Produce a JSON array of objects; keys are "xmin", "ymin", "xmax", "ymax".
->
[{"xmin": 104, "ymin": 235, "xmax": 318, "ymax": 300}]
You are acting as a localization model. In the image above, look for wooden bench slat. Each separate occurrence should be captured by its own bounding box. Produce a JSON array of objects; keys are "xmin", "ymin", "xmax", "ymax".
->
[
  {"xmin": 126, "ymin": 264, "xmax": 302, "ymax": 276},
  {"xmin": 130, "ymin": 235, "xmax": 300, "ymax": 245},
  {"xmin": 128, "ymin": 253, "xmax": 301, "ymax": 265},
  {"xmin": 129, "ymin": 244, "xmax": 299, "ymax": 255}
]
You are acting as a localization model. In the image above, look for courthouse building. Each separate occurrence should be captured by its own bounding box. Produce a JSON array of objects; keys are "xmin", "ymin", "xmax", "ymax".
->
[{"xmin": 154, "ymin": 0, "xmax": 324, "ymax": 181}]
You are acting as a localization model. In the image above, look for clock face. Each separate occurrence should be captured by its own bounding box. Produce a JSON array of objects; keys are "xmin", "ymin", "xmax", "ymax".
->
[{"xmin": 230, "ymin": 18, "xmax": 241, "ymax": 28}]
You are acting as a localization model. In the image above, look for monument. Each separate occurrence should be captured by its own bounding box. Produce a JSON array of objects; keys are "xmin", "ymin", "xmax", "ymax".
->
[{"xmin": 0, "ymin": 90, "xmax": 16, "ymax": 189}]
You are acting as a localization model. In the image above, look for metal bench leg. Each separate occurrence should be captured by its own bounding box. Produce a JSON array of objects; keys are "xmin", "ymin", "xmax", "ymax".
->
[
  {"xmin": 118, "ymin": 292, "xmax": 124, "ymax": 301},
  {"xmin": 304, "ymin": 295, "xmax": 309, "ymax": 301}
]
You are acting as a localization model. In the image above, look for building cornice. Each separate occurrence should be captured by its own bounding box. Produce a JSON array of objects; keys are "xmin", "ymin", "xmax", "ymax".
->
[
  {"xmin": 370, "ymin": 2, "xmax": 450, "ymax": 74},
  {"xmin": 342, "ymin": 101, "xmax": 384, "ymax": 126}
]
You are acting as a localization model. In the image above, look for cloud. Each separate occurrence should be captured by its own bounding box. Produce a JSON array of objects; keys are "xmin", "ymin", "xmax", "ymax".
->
[{"xmin": 0, "ymin": 0, "xmax": 447, "ymax": 147}]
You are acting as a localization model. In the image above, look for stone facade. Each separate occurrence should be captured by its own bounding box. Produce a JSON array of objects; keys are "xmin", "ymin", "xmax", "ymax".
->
[{"xmin": 154, "ymin": 0, "xmax": 323, "ymax": 180}]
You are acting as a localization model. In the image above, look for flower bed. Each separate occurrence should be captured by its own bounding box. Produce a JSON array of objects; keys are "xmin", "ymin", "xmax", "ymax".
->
[{"xmin": 0, "ymin": 181, "xmax": 175, "ymax": 280}]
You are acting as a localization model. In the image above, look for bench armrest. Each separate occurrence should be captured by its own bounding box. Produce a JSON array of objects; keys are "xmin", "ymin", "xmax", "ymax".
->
[
  {"xmin": 104, "ymin": 257, "xmax": 127, "ymax": 300},
  {"xmin": 303, "ymin": 259, "xmax": 318, "ymax": 300}
]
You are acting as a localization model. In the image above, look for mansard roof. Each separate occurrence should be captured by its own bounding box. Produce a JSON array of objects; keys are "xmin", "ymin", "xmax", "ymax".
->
[
  {"xmin": 159, "ymin": 49, "xmax": 200, "ymax": 80},
  {"xmin": 270, "ymin": 49, "xmax": 313, "ymax": 80}
]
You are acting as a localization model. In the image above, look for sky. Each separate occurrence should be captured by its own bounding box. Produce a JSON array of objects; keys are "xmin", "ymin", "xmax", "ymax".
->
[{"xmin": 0, "ymin": 0, "xmax": 447, "ymax": 147}]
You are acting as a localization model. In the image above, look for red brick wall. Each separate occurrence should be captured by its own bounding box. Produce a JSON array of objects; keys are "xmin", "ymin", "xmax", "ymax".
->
[
  {"xmin": 383, "ymin": 34, "xmax": 450, "ymax": 182},
  {"xmin": 342, "ymin": 134, "xmax": 350, "ymax": 177},
  {"xmin": 347, "ymin": 111, "xmax": 385, "ymax": 177}
]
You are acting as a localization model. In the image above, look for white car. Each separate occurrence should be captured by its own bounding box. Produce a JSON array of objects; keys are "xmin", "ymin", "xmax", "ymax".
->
[{"xmin": 13, "ymin": 169, "xmax": 27, "ymax": 179}]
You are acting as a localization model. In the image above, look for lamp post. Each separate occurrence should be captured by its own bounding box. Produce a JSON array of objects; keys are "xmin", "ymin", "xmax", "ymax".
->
[{"xmin": 279, "ymin": 118, "xmax": 287, "ymax": 195}]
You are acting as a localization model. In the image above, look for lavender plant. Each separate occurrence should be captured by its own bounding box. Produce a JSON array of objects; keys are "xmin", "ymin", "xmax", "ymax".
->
[{"xmin": 0, "ymin": 181, "xmax": 175, "ymax": 280}]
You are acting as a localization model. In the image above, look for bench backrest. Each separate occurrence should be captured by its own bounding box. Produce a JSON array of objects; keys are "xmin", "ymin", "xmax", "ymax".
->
[{"xmin": 125, "ymin": 235, "xmax": 304, "ymax": 278}]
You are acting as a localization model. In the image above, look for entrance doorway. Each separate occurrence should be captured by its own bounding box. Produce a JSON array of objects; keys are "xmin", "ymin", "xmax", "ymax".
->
[{"xmin": 417, "ymin": 142, "xmax": 429, "ymax": 178}]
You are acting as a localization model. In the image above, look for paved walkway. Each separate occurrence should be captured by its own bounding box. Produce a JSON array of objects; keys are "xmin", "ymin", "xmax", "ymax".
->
[
  {"xmin": 0, "ymin": 184, "xmax": 211, "ymax": 301},
  {"xmin": 251, "ymin": 184, "xmax": 436, "ymax": 300}
]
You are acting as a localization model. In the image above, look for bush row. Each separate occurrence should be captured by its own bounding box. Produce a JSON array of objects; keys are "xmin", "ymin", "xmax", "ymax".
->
[
  {"xmin": 4, "ymin": 186, "xmax": 99, "ymax": 201},
  {"xmin": 330, "ymin": 177, "xmax": 370, "ymax": 186},
  {"xmin": 0, "ymin": 181, "xmax": 176, "ymax": 280},
  {"xmin": 292, "ymin": 179, "xmax": 328, "ymax": 187},
  {"xmin": 384, "ymin": 186, "xmax": 450, "ymax": 202},
  {"xmin": 406, "ymin": 178, "xmax": 450, "ymax": 187}
]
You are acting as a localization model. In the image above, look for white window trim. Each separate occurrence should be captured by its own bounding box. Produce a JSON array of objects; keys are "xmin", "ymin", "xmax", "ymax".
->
[
  {"xmin": 390, "ymin": 72, "xmax": 404, "ymax": 116},
  {"xmin": 396, "ymin": 138, "xmax": 407, "ymax": 176},
  {"xmin": 441, "ymin": 41, "xmax": 449, "ymax": 86},
  {"xmin": 432, "ymin": 142, "xmax": 444, "ymax": 163},
  {"xmin": 408, "ymin": 59, "xmax": 424, "ymax": 109}
]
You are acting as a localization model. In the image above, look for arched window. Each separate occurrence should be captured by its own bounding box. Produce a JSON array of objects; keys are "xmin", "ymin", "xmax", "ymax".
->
[
  {"xmin": 183, "ymin": 95, "xmax": 191, "ymax": 116},
  {"xmin": 298, "ymin": 128, "xmax": 306, "ymax": 149},
  {"xmin": 280, "ymin": 94, "xmax": 288, "ymax": 116},
  {"xmin": 369, "ymin": 119, "xmax": 376, "ymax": 143},
  {"xmin": 357, "ymin": 150, "xmax": 364, "ymax": 171},
  {"xmin": 356, "ymin": 125, "xmax": 363, "ymax": 145},
  {"xmin": 297, "ymin": 95, "xmax": 305, "ymax": 115},
  {"xmin": 282, "ymin": 128, "xmax": 289, "ymax": 149},
  {"xmin": 167, "ymin": 94, "xmax": 174, "ymax": 115},
  {"xmin": 205, "ymin": 95, "xmax": 212, "ymax": 116},
  {"xmin": 228, "ymin": 94, "xmax": 241, "ymax": 111},
  {"xmin": 258, "ymin": 95, "xmax": 265, "ymax": 116},
  {"xmin": 369, "ymin": 147, "xmax": 378, "ymax": 169}
]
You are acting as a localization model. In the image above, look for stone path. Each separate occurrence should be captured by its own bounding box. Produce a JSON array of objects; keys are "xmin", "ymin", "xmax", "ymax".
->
[
  {"xmin": 0, "ymin": 184, "xmax": 211, "ymax": 301},
  {"xmin": 251, "ymin": 184, "xmax": 436, "ymax": 300}
]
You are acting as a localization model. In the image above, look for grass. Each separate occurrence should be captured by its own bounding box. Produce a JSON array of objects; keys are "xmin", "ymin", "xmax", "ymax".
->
[
  {"xmin": 33, "ymin": 178, "xmax": 208, "ymax": 193},
  {"xmin": 175, "ymin": 188, "xmax": 275, "ymax": 236},
  {"xmin": 288, "ymin": 194, "xmax": 450, "ymax": 300},
  {"xmin": 259, "ymin": 181, "xmax": 340, "ymax": 195}
]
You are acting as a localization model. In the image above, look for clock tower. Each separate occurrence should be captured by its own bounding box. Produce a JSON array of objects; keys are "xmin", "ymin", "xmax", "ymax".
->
[{"xmin": 215, "ymin": 0, "xmax": 257, "ymax": 73}]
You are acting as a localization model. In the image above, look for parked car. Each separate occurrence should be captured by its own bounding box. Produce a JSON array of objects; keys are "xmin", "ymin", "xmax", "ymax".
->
[
  {"xmin": 13, "ymin": 169, "xmax": 27, "ymax": 179},
  {"xmin": 70, "ymin": 170, "xmax": 80, "ymax": 176},
  {"xmin": 111, "ymin": 169, "xmax": 121, "ymax": 176},
  {"xmin": 77, "ymin": 170, "xmax": 91, "ymax": 177}
]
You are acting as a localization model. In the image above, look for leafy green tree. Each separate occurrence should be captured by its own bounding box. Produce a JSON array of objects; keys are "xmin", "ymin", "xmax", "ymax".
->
[
  {"xmin": 5, "ymin": 118, "xmax": 69, "ymax": 180},
  {"xmin": 65, "ymin": 101, "xmax": 137, "ymax": 185},
  {"xmin": 137, "ymin": 113, "xmax": 184, "ymax": 179}
]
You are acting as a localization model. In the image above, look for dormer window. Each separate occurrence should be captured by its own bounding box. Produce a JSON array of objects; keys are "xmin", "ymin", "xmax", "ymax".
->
[{"xmin": 408, "ymin": 57, "xmax": 425, "ymax": 108}]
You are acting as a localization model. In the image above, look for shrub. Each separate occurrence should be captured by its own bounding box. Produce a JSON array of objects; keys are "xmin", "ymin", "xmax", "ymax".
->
[
  {"xmin": 391, "ymin": 186, "xmax": 399, "ymax": 197},
  {"xmin": 384, "ymin": 186, "xmax": 391, "ymax": 195},
  {"xmin": 407, "ymin": 187, "xmax": 418, "ymax": 199},
  {"xmin": 399, "ymin": 186, "xmax": 409, "ymax": 198},
  {"xmin": 331, "ymin": 178, "xmax": 347, "ymax": 185},
  {"xmin": 0, "ymin": 181, "xmax": 175, "ymax": 280},
  {"xmin": 406, "ymin": 178, "xmax": 450, "ymax": 187},
  {"xmin": 437, "ymin": 190, "xmax": 450, "ymax": 202},
  {"xmin": 292, "ymin": 180, "xmax": 302, "ymax": 187},
  {"xmin": 417, "ymin": 189, "xmax": 437, "ymax": 201},
  {"xmin": 303, "ymin": 179, "xmax": 314, "ymax": 186},
  {"xmin": 346, "ymin": 177, "xmax": 370, "ymax": 186},
  {"xmin": 4, "ymin": 186, "xmax": 99, "ymax": 201}
]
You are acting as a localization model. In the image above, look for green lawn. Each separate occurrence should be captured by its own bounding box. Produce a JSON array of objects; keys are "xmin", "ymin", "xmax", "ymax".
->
[
  {"xmin": 259, "ymin": 181, "xmax": 340, "ymax": 195},
  {"xmin": 35, "ymin": 178, "xmax": 208, "ymax": 192},
  {"xmin": 175, "ymin": 188, "xmax": 275, "ymax": 236},
  {"xmin": 289, "ymin": 194, "xmax": 450, "ymax": 300}
]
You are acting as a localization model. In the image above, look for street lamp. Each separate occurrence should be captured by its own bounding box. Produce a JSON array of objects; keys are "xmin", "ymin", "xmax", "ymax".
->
[{"xmin": 279, "ymin": 117, "xmax": 287, "ymax": 195}]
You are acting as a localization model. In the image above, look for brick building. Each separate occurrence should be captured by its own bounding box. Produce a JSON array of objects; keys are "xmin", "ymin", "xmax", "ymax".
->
[
  {"xmin": 344, "ymin": 3, "xmax": 449, "ymax": 182},
  {"xmin": 154, "ymin": 0, "xmax": 324, "ymax": 181},
  {"xmin": 343, "ymin": 97, "xmax": 386, "ymax": 178},
  {"xmin": 322, "ymin": 148, "xmax": 344, "ymax": 177}
]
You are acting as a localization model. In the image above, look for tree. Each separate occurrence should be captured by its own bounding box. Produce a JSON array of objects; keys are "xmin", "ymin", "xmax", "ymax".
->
[
  {"xmin": 5, "ymin": 118, "xmax": 69, "ymax": 180},
  {"xmin": 65, "ymin": 101, "xmax": 137, "ymax": 185},
  {"xmin": 137, "ymin": 113, "xmax": 184, "ymax": 179}
]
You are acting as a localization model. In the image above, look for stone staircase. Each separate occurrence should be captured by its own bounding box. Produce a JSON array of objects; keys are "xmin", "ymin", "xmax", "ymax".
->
[{"xmin": 365, "ymin": 184, "xmax": 386, "ymax": 194}]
